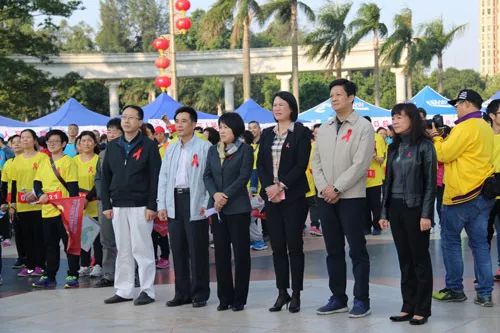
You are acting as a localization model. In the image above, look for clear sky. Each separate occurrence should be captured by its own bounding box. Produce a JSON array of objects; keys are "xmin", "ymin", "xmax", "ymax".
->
[{"xmin": 66, "ymin": 0, "xmax": 478, "ymax": 70}]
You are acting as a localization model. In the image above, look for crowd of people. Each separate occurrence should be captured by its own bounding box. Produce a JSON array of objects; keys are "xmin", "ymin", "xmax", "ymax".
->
[{"xmin": 0, "ymin": 79, "xmax": 499, "ymax": 325}]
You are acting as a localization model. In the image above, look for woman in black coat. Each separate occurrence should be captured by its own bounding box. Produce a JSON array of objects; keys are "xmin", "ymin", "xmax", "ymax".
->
[
  {"xmin": 257, "ymin": 91, "xmax": 311, "ymax": 313},
  {"xmin": 203, "ymin": 112, "xmax": 253, "ymax": 312},
  {"xmin": 379, "ymin": 103, "xmax": 436, "ymax": 325}
]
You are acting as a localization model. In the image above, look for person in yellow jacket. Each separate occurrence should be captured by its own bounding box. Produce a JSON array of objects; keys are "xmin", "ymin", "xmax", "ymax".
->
[
  {"xmin": 10, "ymin": 129, "xmax": 49, "ymax": 278},
  {"xmin": 30, "ymin": 129, "xmax": 80, "ymax": 289},
  {"xmin": 364, "ymin": 118, "xmax": 386, "ymax": 236},
  {"xmin": 74, "ymin": 131, "xmax": 102, "ymax": 278},
  {"xmin": 430, "ymin": 89, "xmax": 495, "ymax": 306},
  {"xmin": 486, "ymin": 99, "xmax": 500, "ymax": 281},
  {"xmin": 307, "ymin": 124, "xmax": 322, "ymax": 236}
]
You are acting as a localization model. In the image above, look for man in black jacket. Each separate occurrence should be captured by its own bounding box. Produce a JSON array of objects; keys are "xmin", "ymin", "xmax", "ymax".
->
[{"xmin": 101, "ymin": 105, "xmax": 161, "ymax": 306}]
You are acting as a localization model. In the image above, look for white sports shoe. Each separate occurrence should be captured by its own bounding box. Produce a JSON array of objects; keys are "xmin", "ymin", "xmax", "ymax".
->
[
  {"xmin": 78, "ymin": 266, "xmax": 92, "ymax": 277},
  {"xmin": 90, "ymin": 265, "xmax": 103, "ymax": 278}
]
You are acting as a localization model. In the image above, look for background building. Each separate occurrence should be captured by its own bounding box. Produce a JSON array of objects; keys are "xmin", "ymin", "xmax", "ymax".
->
[{"xmin": 480, "ymin": 0, "xmax": 500, "ymax": 75}]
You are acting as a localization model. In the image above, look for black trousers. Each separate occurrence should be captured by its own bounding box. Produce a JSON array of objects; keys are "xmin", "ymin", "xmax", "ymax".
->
[
  {"xmin": 487, "ymin": 200, "xmax": 500, "ymax": 247},
  {"xmin": 306, "ymin": 195, "xmax": 321, "ymax": 228},
  {"xmin": 12, "ymin": 215, "xmax": 26, "ymax": 262},
  {"xmin": 152, "ymin": 230, "xmax": 170, "ymax": 259},
  {"xmin": 169, "ymin": 192, "xmax": 210, "ymax": 302},
  {"xmin": 17, "ymin": 211, "xmax": 45, "ymax": 270},
  {"xmin": 319, "ymin": 198, "xmax": 370, "ymax": 303},
  {"xmin": 80, "ymin": 233, "xmax": 103, "ymax": 267},
  {"xmin": 436, "ymin": 185, "xmax": 444, "ymax": 221},
  {"xmin": 366, "ymin": 186, "xmax": 382, "ymax": 231},
  {"xmin": 389, "ymin": 199, "xmax": 433, "ymax": 317},
  {"xmin": 43, "ymin": 216, "xmax": 80, "ymax": 279},
  {"xmin": 212, "ymin": 212, "xmax": 251, "ymax": 306},
  {"xmin": 266, "ymin": 197, "xmax": 307, "ymax": 291}
]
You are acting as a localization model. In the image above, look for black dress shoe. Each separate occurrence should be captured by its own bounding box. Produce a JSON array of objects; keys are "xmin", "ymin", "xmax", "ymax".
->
[
  {"xmin": 104, "ymin": 294, "xmax": 133, "ymax": 304},
  {"xmin": 94, "ymin": 278, "xmax": 114, "ymax": 288},
  {"xmin": 289, "ymin": 291, "xmax": 300, "ymax": 313},
  {"xmin": 390, "ymin": 314, "xmax": 413, "ymax": 322},
  {"xmin": 269, "ymin": 290, "xmax": 291, "ymax": 312},
  {"xmin": 134, "ymin": 291, "xmax": 155, "ymax": 306},
  {"xmin": 217, "ymin": 303, "xmax": 231, "ymax": 311},
  {"xmin": 192, "ymin": 300, "xmax": 207, "ymax": 308},
  {"xmin": 166, "ymin": 298, "xmax": 192, "ymax": 307},
  {"xmin": 409, "ymin": 317, "xmax": 428, "ymax": 325},
  {"xmin": 232, "ymin": 304, "xmax": 244, "ymax": 312}
]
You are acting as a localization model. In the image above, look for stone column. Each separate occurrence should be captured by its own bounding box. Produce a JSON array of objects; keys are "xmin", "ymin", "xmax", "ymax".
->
[
  {"xmin": 276, "ymin": 74, "xmax": 292, "ymax": 92},
  {"xmin": 391, "ymin": 68, "xmax": 407, "ymax": 103},
  {"xmin": 105, "ymin": 80, "xmax": 121, "ymax": 117},
  {"xmin": 223, "ymin": 76, "xmax": 235, "ymax": 112}
]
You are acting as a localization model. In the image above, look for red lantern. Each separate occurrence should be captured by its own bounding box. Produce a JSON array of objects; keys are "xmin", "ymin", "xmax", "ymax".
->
[
  {"xmin": 155, "ymin": 76, "xmax": 171, "ymax": 90},
  {"xmin": 176, "ymin": 17, "xmax": 192, "ymax": 34},
  {"xmin": 155, "ymin": 57, "xmax": 171, "ymax": 69},
  {"xmin": 151, "ymin": 37, "xmax": 170, "ymax": 51},
  {"xmin": 175, "ymin": 0, "xmax": 191, "ymax": 12}
]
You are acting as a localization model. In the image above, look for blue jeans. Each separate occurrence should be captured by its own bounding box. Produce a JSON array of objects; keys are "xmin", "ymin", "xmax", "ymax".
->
[{"xmin": 440, "ymin": 194, "xmax": 495, "ymax": 297}]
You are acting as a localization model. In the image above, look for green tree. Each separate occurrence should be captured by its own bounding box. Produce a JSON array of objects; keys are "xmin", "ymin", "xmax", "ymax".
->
[
  {"xmin": 348, "ymin": 2, "xmax": 387, "ymax": 106},
  {"xmin": 0, "ymin": 0, "xmax": 81, "ymax": 120},
  {"xmin": 304, "ymin": 2, "xmax": 353, "ymax": 79},
  {"xmin": 55, "ymin": 20, "xmax": 96, "ymax": 53},
  {"xmin": 194, "ymin": 77, "xmax": 224, "ymax": 114},
  {"xmin": 381, "ymin": 8, "xmax": 427, "ymax": 99},
  {"xmin": 261, "ymin": 0, "xmax": 315, "ymax": 105},
  {"xmin": 96, "ymin": 0, "xmax": 131, "ymax": 52},
  {"xmin": 429, "ymin": 68, "xmax": 485, "ymax": 99},
  {"xmin": 126, "ymin": 0, "xmax": 167, "ymax": 52},
  {"xmin": 119, "ymin": 79, "xmax": 153, "ymax": 106},
  {"xmin": 483, "ymin": 74, "xmax": 500, "ymax": 99},
  {"xmin": 298, "ymin": 72, "xmax": 331, "ymax": 111},
  {"xmin": 421, "ymin": 18, "xmax": 466, "ymax": 94},
  {"xmin": 202, "ymin": 0, "xmax": 263, "ymax": 101}
]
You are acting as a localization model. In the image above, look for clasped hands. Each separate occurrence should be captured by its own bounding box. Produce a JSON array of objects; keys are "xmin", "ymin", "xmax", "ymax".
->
[
  {"xmin": 213, "ymin": 192, "xmax": 228, "ymax": 212},
  {"xmin": 322, "ymin": 185, "xmax": 339, "ymax": 204},
  {"xmin": 265, "ymin": 184, "xmax": 284, "ymax": 203}
]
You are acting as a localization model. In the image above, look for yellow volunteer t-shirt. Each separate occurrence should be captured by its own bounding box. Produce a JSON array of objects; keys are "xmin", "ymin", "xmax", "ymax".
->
[
  {"xmin": 34, "ymin": 155, "xmax": 78, "ymax": 218},
  {"xmin": 247, "ymin": 143, "xmax": 261, "ymax": 194},
  {"xmin": 305, "ymin": 142, "xmax": 316, "ymax": 197},
  {"xmin": 159, "ymin": 142, "xmax": 169, "ymax": 159},
  {"xmin": 366, "ymin": 133, "xmax": 386, "ymax": 188},
  {"xmin": 1, "ymin": 158, "xmax": 14, "ymax": 203},
  {"xmin": 493, "ymin": 134, "xmax": 500, "ymax": 200},
  {"xmin": 11, "ymin": 152, "xmax": 49, "ymax": 212},
  {"xmin": 74, "ymin": 154, "xmax": 98, "ymax": 217}
]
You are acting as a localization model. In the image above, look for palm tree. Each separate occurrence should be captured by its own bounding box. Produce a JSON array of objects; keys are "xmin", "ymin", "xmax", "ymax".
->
[
  {"xmin": 202, "ymin": 0, "xmax": 262, "ymax": 102},
  {"xmin": 261, "ymin": 0, "xmax": 315, "ymax": 106},
  {"xmin": 422, "ymin": 18, "xmax": 466, "ymax": 94},
  {"xmin": 304, "ymin": 2, "xmax": 353, "ymax": 79},
  {"xmin": 348, "ymin": 2, "xmax": 387, "ymax": 106},
  {"xmin": 381, "ymin": 8, "xmax": 426, "ymax": 99}
]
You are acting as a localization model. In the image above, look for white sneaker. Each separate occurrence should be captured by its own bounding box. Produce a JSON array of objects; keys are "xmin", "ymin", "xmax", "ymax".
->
[
  {"xmin": 78, "ymin": 266, "xmax": 92, "ymax": 277},
  {"xmin": 90, "ymin": 265, "xmax": 103, "ymax": 278}
]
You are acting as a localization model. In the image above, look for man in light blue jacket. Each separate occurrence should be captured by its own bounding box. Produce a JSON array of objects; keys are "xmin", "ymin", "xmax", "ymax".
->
[{"xmin": 157, "ymin": 106, "xmax": 211, "ymax": 308}]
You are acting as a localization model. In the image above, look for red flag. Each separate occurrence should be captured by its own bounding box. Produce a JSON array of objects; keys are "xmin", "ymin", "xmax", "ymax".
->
[{"xmin": 50, "ymin": 197, "xmax": 85, "ymax": 256}]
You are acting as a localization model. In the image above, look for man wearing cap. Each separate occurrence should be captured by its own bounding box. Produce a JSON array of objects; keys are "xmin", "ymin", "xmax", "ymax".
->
[
  {"xmin": 429, "ymin": 89, "xmax": 495, "ymax": 307},
  {"xmin": 154, "ymin": 126, "xmax": 169, "ymax": 159}
]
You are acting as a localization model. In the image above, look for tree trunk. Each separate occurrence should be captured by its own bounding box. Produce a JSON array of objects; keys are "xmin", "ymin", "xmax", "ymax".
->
[
  {"xmin": 437, "ymin": 53, "xmax": 444, "ymax": 94},
  {"xmin": 290, "ymin": 0, "xmax": 300, "ymax": 108},
  {"xmin": 242, "ymin": 15, "xmax": 251, "ymax": 101},
  {"xmin": 373, "ymin": 30, "xmax": 381, "ymax": 106},
  {"xmin": 335, "ymin": 61, "xmax": 342, "ymax": 79},
  {"xmin": 406, "ymin": 70, "xmax": 413, "ymax": 100}
]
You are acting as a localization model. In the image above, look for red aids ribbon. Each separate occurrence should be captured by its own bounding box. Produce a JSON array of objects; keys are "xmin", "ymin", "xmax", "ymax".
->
[
  {"xmin": 132, "ymin": 147, "xmax": 143, "ymax": 160},
  {"xmin": 341, "ymin": 129, "xmax": 353, "ymax": 142},
  {"xmin": 192, "ymin": 153, "xmax": 199, "ymax": 167}
]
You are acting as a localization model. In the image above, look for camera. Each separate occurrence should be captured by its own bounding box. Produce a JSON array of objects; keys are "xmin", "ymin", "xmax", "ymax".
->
[{"xmin": 425, "ymin": 114, "xmax": 444, "ymax": 129}]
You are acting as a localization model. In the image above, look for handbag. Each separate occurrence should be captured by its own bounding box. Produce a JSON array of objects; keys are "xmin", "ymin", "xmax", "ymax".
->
[{"xmin": 482, "ymin": 173, "xmax": 500, "ymax": 199}]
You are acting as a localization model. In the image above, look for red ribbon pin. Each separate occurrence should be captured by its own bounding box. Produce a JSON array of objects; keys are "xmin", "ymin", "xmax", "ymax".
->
[
  {"xmin": 132, "ymin": 147, "xmax": 143, "ymax": 160},
  {"xmin": 341, "ymin": 129, "xmax": 353, "ymax": 142},
  {"xmin": 192, "ymin": 153, "xmax": 199, "ymax": 167}
]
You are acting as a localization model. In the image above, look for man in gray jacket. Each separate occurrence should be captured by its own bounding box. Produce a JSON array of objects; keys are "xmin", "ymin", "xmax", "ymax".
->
[
  {"xmin": 94, "ymin": 118, "xmax": 122, "ymax": 288},
  {"xmin": 157, "ymin": 106, "xmax": 211, "ymax": 308},
  {"xmin": 313, "ymin": 79, "xmax": 374, "ymax": 318}
]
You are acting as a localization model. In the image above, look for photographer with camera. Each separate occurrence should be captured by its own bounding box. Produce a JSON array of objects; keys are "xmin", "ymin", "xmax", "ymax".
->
[{"xmin": 429, "ymin": 89, "xmax": 495, "ymax": 307}]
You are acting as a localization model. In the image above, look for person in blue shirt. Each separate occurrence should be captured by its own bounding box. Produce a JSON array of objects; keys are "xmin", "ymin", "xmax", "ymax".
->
[{"xmin": 63, "ymin": 124, "xmax": 79, "ymax": 157}]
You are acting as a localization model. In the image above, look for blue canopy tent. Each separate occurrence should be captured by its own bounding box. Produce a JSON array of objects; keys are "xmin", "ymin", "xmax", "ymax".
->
[
  {"xmin": 235, "ymin": 99, "xmax": 274, "ymax": 123},
  {"xmin": 29, "ymin": 98, "xmax": 109, "ymax": 126},
  {"xmin": 143, "ymin": 93, "xmax": 217, "ymax": 120},
  {"xmin": 482, "ymin": 91, "xmax": 500, "ymax": 111},
  {"xmin": 298, "ymin": 97, "xmax": 391, "ymax": 123},
  {"xmin": 410, "ymin": 86, "xmax": 456, "ymax": 115},
  {"xmin": 0, "ymin": 115, "xmax": 26, "ymax": 127}
]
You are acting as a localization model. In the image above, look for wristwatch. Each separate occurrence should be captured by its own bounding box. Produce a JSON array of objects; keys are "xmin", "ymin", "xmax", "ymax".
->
[{"xmin": 333, "ymin": 187, "xmax": 340, "ymax": 194}]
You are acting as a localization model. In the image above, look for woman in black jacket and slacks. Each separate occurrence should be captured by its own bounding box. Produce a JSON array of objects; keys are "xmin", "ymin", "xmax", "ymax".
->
[
  {"xmin": 379, "ymin": 103, "xmax": 437, "ymax": 325},
  {"xmin": 203, "ymin": 112, "xmax": 253, "ymax": 312},
  {"xmin": 257, "ymin": 91, "xmax": 311, "ymax": 313}
]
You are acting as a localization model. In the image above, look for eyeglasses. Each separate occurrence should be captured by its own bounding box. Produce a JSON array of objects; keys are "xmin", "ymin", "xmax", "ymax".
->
[
  {"xmin": 454, "ymin": 100, "xmax": 465, "ymax": 108},
  {"xmin": 121, "ymin": 115, "xmax": 140, "ymax": 121},
  {"xmin": 46, "ymin": 140, "xmax": 61, "ymax": 145}
]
